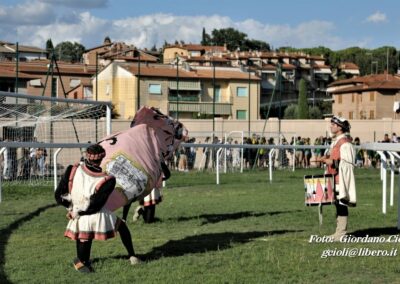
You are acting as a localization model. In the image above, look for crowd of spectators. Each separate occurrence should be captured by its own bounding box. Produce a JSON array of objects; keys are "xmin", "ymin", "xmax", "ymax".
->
[{"xmin": 167, "ymin": 132, "xmax": 400, "ymax": 172}]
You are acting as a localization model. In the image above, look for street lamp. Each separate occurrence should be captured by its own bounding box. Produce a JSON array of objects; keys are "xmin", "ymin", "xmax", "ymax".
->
[
  {"xmin": 95, "ymin": 52, "xmax": 98, "ymax": 101},
  {"xmin": 176, "ymin": 55, "xmax": 179, "ymax": 119},
  {"xmin": 136, "ymin": 49, "xmax": 141, "ymax": 111},
  {"xmin": 15, "ymin": 42, "xmax": 19, "ymax": 94},
  {"xmin": 95, "ymin": 52, "xmax": 98, "ymax": 141},
  {"xmin": 247, "ymin": 59, "xmax": 254, "ymax": 136},
  {"xmin": 248, "ymin": 67, "xmax": 251, "ymax": 135}
]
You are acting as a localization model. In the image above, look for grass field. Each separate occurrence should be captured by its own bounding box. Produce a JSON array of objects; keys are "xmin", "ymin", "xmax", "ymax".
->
[{"xmin": 1, "ymin": 168, "xmax": 400, "ymax": 283}]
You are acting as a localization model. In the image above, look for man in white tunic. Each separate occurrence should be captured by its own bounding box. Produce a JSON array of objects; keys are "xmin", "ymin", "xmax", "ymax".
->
[
  {"xmin": 320, "ymin": 116, "xmax": 356, "ymax": 241},
  {"xmin": 55, "ymin": 144, "xmax": 140, "ymax": 273}
]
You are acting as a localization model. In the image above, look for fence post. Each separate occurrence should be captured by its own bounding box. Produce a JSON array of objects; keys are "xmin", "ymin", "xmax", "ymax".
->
[
  {"xmin": 377, "ymin": 151, "xmax": 387, "ymax": 214},
  {"xmin": 269, "ymin": 149, "xmax": 273, "ymax": 183},
  {"xmin": 54, "ymin": 148, "xmax": 63, "ymax": 191},
  {"xmin": 387, "ymin": 151, "xmax": 396, "ymax": 207},
  {"xmin": 216, "ymin": 148, "xmax": 223, "ymax": 185},
  {"xmin": 0, "ymin": 147, "xmax": 6, "ymax": 203}
]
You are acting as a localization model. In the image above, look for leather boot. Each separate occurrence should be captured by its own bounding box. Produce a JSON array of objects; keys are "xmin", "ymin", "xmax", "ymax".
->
[{"xmin": 329, "ymin": 216, "xmax": 347, "ymax": 241}]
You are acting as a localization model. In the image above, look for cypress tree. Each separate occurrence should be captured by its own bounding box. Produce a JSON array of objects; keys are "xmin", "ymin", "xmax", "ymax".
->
[{"xmin": 297, "ymin": 79, "xmax": 309, "ymax": 119}]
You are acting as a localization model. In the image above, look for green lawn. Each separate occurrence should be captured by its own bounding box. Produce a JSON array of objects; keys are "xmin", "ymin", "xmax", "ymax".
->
[{"xmin": 1, "ymin": 168, "xmax": 400, "ymax": 283}]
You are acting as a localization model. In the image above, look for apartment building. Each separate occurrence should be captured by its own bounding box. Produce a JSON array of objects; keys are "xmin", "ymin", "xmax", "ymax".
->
[
  {"xmin": 327, "ymin": 73, "xmax": 400, "ymax": 119},
  {"xmin": 93, "ymin": 61, "xmax": 260, "ymax": 120},
  {"xmin": 0, "ymin": 60, "xmax": 95, "ymax": 99},
  {"xmin": 0, "ymin": 41, "xmax": 48, "ymax": 62},
  {"xmin": 163, "ymin": 44, "xmax": 228, "ymax": 64},
  {"xmin": 83, "ymin": 40, "xmax": 158, "ymax": 66},
  {"xmin": 165, "ymin": 47, "xmax": 333, "ymax": 118}
]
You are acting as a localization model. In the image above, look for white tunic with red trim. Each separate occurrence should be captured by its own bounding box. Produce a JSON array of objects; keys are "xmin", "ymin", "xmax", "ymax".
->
[{"xmin": 64, "ymin": 163, "xmax": 118, "ymax": 241}]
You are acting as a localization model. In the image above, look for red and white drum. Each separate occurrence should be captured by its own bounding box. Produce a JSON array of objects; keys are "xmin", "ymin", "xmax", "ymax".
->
[{"xmin": 304, "ymin": 174, "xmax": 335, "ymax": 206}]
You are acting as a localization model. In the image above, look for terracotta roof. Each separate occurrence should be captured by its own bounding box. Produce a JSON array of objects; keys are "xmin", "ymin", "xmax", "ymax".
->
[
  {"xmin": 184, "ymin": 56, "xmax": 229, "ymax": 62},
  {"xmin": 194, "ymin": 68, "xmax": 260, "ymax": 80},
  {"xmin": 258, "ymin": 52, "xmax": 279, "ymax": 59},
  {"xmin": 0, "ymin": 43, "xmax": 47, "ymax": 54},
  {"xmin": 329, "ymin": 73, "xmax": 399, "ymax": 87},
  {"xmin": 281, "ymin": 63, "xmax": 296, "ymax": 70},
  {"xmin": 84, "ymin": 42, "xmax": 113, "ymax": 52},
  {"xmin": 165, "ymin": 44, "xmax": 226, "ymax": 52},
  {"xmin": 101, "ymin": 48, "xmax": 158, "ymax": 62},
  {"xmin": 0, "ymin": 61, "xmax": 96, "ymax": 75},
  {"xmin": 313, "ymin": 64, "xmax": 332, "ymax": 69},
  {"xmin": 339, "ymin": 62, "xmax": 359, "ymax": 70},
  {"xmin": 261, "ymin": 63, "xmax": 276, "ymax": 70},
  {"xmin": 0, "ymin": 68, "xmax": 36, "ymax": 78},
  {"xmin": 329, "ymin": 73, "xmax": 400, "ymax": 93},
  {"xmin": 126, "ymin": 65, "xmax": 199, "ymax": 79}
]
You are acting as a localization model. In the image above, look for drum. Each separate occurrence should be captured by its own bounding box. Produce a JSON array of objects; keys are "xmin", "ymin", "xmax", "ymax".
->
[{"xmin": 304, "ymin": 174, "xmax": 335, "ymax": 206}]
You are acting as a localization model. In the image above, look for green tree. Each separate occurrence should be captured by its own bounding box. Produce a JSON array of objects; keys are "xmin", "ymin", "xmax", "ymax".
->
[
  {"xmin": 285, "ymin": 45, "xmax": 399, "ymax": 76},
  {"xmin": 201, "ymin": 27, "xmax": 211, "ymax": 46},
  {"xmin": 245, "ymin": 39, "xmax": 270, "ymax": 51},
  {"xmin": 308, "ymin": 106, "xmax": 322, "ymax": 119},
  {"xmin": 45, "ymin": 39, "xmax": 54, "ymax": 59},
  {"xmin": 297, "ymin": 79, "xmax": 309, "ymax": 119},
  {"xmin": 283, "ymin": 104, "xmax": 298, "ymax": 119},
  {"xmin": 54, "ymin": 41, "xmax": 86, "ymax": 63},
  {"xmin": 210, "ymin": 27, "xmax": 270, "ymax": 51}
]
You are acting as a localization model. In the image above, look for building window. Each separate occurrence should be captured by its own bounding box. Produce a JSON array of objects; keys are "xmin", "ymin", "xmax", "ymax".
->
[
  {"xmin": 237, "ymin": 87, "xmax": 248, "ymax": 97},
  {"xmin": 370, "ymin": 92, "xmax": 374, "ymax": 102},
  {"xmin": 351, "ymin": 94, "xmax": 354, "ymax": 103},
  {"xmin": 148, "ymin": 84, "xmax": 162, "ymax": 95},
  {"xmin": 349, "ymin": 111, "xmax": 353, "ymax": 119},
  {"xmin": 214, "ymin": 86, "xmax": 221, "ymax": 102},
  {"xmin": 338, "ymin": 95, "xmax": 342, "ymax": 104},
  {"xmin": 236, "ymin": 110, "xmax": 247, "ymax": 120},
  {"xmin": 369, "ymin": 110, "xmax": 374, "ymax": 119}
]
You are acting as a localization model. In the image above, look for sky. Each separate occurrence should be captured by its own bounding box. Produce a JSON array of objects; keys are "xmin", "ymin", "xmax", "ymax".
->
[{"xmin": 0, "ymin": 0, "xmax": 399, "ymax": 51}]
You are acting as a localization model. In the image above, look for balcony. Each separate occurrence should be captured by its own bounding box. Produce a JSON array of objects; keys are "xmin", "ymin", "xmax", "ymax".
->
[
  {"xmin": 168, "ymin": 95, "xmax": 199, "ymax": 102},
  {"xmin": 168, "ymin": 101, "xmax": 232, "ymax": 115}
]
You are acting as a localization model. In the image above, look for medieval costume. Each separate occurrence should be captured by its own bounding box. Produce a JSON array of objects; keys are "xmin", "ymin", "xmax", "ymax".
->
[
  {"xmin": 55, "ymin": 144, "xmax": 140, "ymax": 273},
  {"xmin": 323, "ymin": 116, "xmax": 356, "ymax": 241}
]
